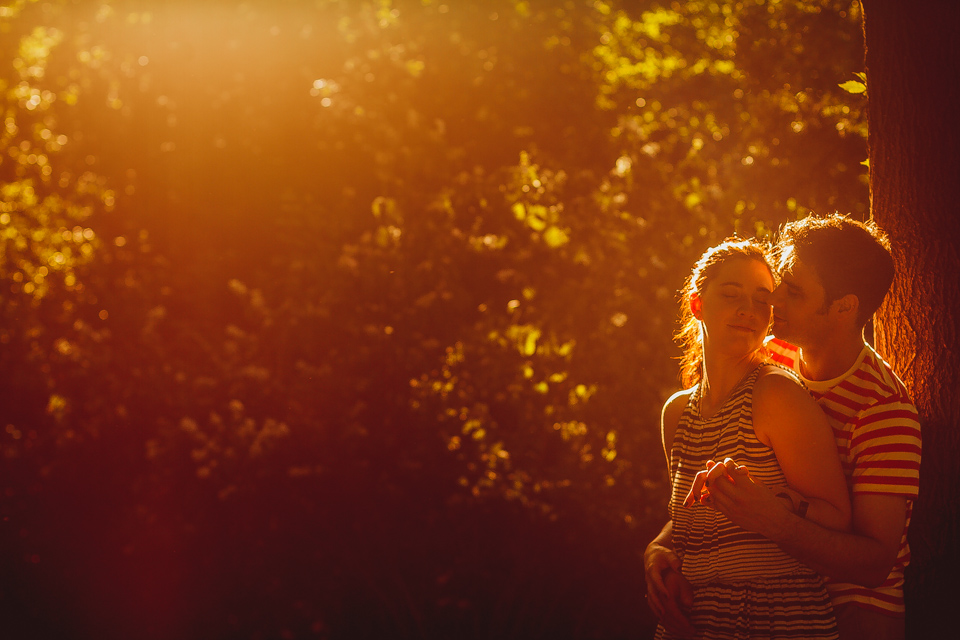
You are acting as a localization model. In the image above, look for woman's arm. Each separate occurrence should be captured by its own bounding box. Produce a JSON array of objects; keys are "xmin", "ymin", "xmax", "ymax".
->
[
  {"xmin": 648, "ymin": 389, "xmax": 694, "ymax": 575},
  {"xmin": 644, "ymin": 391, "xmax": 696, "ymax": 636},
  {"xmin": 749, "ymin": 370, "xmax": 851, "ymax": 531}
]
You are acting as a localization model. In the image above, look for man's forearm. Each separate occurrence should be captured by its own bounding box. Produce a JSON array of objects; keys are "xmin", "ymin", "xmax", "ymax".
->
[
  {"xmin": 644, "ymin": 520, "xmax": 680, "ymax": 577},
  {"xmin": 768, "ymin": 512, "xmax": 893, "ymax": 587},
  {"xmin": 651, "ymin": 519, "xmax": 674, "ymax": 549}
]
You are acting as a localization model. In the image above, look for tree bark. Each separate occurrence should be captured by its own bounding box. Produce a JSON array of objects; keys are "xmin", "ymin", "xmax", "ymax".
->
[{"xmin": 863, "ymin": 0, "xmax": 960, "ymax": 632}]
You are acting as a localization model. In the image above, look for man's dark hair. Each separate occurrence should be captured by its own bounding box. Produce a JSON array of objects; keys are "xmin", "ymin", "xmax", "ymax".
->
[{"xmin": 777, "ymin": 213, "xmax": 895, "ymax": 327}]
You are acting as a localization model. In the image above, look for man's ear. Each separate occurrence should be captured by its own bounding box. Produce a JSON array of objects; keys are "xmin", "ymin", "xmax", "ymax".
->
[
  {"xmin": 690, "ymin": 293, "xmax": 703, "ymax": 320},
  {"xmin": 834, "ymin": 293, "xmax": 859, "ymax": 320}
]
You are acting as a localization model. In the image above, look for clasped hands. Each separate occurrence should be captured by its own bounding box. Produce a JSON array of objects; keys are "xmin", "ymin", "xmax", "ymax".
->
[
  {"xmin": 683, "ymin": 457, "xmax": 794, "ymax": 536},
  {"xmin": 682, "ymin": 457, "xmax": 746, "ymax": 507}
]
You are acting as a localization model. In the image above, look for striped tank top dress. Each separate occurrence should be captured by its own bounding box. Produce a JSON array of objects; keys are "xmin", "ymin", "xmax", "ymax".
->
[{"xmin": 654, "ymin": 365, "xmax": 838, "ymax": 640}]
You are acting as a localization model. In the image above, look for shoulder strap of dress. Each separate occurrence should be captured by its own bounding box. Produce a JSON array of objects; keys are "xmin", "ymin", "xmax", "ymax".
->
[
  {"xmin": 756, "ymin": 361, "xmax": 807, "ymax": 390},
  {"xmin": 678, "ymin": 383, "xmax": 701, "ymax": 424}
]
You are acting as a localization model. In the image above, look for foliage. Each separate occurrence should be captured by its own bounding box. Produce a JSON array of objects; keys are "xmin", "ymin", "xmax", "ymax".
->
[{"xmin": 0, "ymin": 1, "xmax": 867, "ymax": 638}]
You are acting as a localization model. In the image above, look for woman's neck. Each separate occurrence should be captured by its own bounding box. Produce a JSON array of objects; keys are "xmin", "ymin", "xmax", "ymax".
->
[{"xmin": 699, "ymin": 349, "xmax": 766, "ymax": 418}]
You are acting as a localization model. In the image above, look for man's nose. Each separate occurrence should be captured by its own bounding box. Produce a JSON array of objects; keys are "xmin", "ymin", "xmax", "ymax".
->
[{"xmin": 769, "ymin": 284, "xmax": 786, "ymax": 306}]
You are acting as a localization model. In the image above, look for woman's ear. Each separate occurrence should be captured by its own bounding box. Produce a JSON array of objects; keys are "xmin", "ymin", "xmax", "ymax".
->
[{"xmin": 690, "ymin": 293, "xmax": 703, "ymax": 320}]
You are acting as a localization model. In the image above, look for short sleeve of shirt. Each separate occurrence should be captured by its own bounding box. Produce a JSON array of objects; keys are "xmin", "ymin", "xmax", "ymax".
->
[{"xmin": 849, "ymin": 396, "xmax": 921, "ymax": 498}]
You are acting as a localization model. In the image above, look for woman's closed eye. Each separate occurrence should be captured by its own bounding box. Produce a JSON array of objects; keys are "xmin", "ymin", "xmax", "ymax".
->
[{"xmin": 720, "ymin": 285, "xmax": 742, "ymax": 299}]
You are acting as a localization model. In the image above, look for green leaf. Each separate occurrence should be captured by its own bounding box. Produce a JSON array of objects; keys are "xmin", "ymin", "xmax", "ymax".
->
[
  {"xmin": 522, "ymin": 328, "xmax": 540, "ymax": 356},
  {"xmin": 542, "ymin": 226, "xmax": 569, "ymax": 248},
  {"xmin": 839, "ymin": 80, "xmax": 866, "ymax": 94},
  {"xmin": 526, "ymin": 205, "xmax": 548, "ymax": 231}
]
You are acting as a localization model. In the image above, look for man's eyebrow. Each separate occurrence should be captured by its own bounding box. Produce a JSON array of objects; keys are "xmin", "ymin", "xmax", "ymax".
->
[{"xmin": 783, "ymin": 278, "xmax": 801, "ymax": 289}]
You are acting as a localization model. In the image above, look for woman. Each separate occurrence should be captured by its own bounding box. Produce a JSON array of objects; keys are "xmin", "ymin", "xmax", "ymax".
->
[{"xmin": 648, "ymin": 238, "xmax": 850, "ymax": 639}]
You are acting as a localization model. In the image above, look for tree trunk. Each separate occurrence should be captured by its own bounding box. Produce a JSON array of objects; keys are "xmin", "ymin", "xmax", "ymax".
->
[{"xmin": 863, "ymin": 0, "xmax": 960, "ymax": 632}]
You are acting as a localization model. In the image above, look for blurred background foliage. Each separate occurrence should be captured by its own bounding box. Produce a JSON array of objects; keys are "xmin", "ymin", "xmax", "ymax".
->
[{"xmin": 0, "ymin": 0, "xmax": 866, "ymax": 638}]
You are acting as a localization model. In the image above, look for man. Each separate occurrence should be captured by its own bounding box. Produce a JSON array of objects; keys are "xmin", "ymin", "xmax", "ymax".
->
[{"xmin": 645, "ymin": 214, "xmax": 921, "ymax": 640}]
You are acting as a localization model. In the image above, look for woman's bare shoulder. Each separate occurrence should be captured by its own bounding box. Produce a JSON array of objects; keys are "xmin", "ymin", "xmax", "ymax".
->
[{"xmin": 753, "ymin": 365, "xmax": 825, "ymax": 443}]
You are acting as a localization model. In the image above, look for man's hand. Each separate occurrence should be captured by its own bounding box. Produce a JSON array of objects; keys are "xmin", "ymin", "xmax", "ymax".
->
[
  {"xmin": 644, "ymin": 541, "xmax": 696, "ymax": 636},
  {"xmin": 704, "ymin": 458, "xmax": 793, "ymax": 538}
]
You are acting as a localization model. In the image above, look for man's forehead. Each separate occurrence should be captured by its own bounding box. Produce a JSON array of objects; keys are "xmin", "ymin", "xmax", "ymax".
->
[{"xmin": 777, "ymin": 249, "xmax": 823, "ymax": 288}]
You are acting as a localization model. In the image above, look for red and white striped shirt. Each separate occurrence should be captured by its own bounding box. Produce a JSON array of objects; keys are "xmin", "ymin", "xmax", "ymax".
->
[{"xmin": 765, "ymin": 337, "xmax": 921, "ymax": 616}]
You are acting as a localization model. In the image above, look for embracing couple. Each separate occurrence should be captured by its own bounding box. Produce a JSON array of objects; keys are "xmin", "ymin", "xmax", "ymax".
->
[{"xmin": 645, "ymin": 214, "xmax": 921, "ymax": 640}]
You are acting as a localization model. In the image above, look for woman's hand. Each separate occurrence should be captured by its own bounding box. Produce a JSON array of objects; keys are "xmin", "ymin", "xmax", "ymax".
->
[
  {"xmin": 681, "ymin": 458, "xmax": 735, "ymax": 507},
  {"xmin": 699, "ymin": 459, "xmax": 796, "ymax": 539}
]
